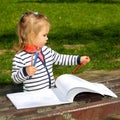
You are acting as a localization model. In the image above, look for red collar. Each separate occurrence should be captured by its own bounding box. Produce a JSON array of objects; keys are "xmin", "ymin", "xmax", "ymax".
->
[{"xmin": 24, "ymin": 44, "xmax": 39, "ymax": 53}]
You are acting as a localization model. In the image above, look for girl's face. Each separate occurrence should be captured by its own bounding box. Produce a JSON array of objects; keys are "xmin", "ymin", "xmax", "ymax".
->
[{"xmin": 34, "ymin": 25, "xmax": 49, "ymax": 49}]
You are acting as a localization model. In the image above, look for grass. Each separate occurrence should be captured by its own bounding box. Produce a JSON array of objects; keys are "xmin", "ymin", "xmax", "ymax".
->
[{"xmin": 0, "ymin": 0, "xmax": 120, "ymax": 84}]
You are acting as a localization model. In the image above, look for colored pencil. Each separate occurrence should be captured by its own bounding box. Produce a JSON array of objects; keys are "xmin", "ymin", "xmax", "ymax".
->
[
  {"xmin": 33, "ymin": 52, "xmax": 38, "ymax": 66},
  {"xmin": 31, "ymin": 54, "xmax": 34, "ymax": 66}
]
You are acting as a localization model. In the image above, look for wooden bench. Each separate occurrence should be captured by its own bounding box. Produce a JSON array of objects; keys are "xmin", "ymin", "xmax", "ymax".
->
[{"xmin": 0, "ymin": 77, "xmax": 120, "ymax": 120}]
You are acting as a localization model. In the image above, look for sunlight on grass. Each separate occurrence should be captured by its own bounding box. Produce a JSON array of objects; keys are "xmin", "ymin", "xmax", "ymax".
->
[{"xmin": 0, "ymin": 0, "xmax": 120, "ymax": 83}]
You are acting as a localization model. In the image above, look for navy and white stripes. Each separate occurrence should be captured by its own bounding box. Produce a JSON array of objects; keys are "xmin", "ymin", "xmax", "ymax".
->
[{"xmin": 11, "ymin": 46, "xmax": 80, "ymax": 91}]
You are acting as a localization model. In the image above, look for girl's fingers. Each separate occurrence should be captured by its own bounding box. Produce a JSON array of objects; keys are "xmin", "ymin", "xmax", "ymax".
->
[
  {"xmin": 85, "ymin": 56, "xmax": 90, "ymax": 62},
  {"xmin": 26, "ymin": 66, "xmax": 37, "ymax": 76},
  {"xmin": 81, "ymin": 56, "xmax": 90, "ymax": 65}
]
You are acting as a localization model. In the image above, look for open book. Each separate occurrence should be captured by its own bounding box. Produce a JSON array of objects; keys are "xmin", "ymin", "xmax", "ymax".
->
[{"xmin": 7, "ymin": 74, "xmax": 117, "ymax": 109}]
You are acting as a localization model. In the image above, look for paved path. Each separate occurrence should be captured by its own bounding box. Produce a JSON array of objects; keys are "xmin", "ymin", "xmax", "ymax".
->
[
  {"xmin": 77, "ymin": 69, "xmax": 120, "ymax": 120},
  {"xmin": 77, "ymin": 69, "xmax": 120, "ymax": 81}
]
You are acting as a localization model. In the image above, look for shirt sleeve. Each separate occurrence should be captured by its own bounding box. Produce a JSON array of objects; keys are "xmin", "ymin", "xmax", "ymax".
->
[
  {"xmin": 11, "ymin": 53, "xmax": 29, "ymax": 84},
  {"xmin": 50, "ymin": 49, "xmax": 81, "ymax": 66}
]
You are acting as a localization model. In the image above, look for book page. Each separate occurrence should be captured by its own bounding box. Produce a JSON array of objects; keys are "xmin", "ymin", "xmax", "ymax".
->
[
  {"xmin": 56, "ymin": 74, "xmax": 97, "ymax": 101},
  {"xmin": 90, "ymin": 83, "xmax": 117, "ymax": 98},
  {"xmin": 7, "ymin": 88, "xmax": 71, "ymax": 109},
  {"xmin": 56, "ymin": 74, "xmax": 117, "ymax": 101}
]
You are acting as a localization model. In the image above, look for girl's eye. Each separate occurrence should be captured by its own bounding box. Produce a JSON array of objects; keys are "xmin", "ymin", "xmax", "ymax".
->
[{"xmin": 43, "ymin": 34, "xmax": 47, "ymax": 37}]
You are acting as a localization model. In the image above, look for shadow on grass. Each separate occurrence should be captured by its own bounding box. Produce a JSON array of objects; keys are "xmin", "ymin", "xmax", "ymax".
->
[
  {"xmin": 18, "ymin": 0, "xmax": 120, "ymax": 4},
  {"xmin": 0, "ymin": 33, "xmax": 17, "ymax": 49},
  {"xmin": 49, "ymin": 23, "xmax": 120, "ymax": 46},
  {"xmin": 0, "ymin": 22, "xmax": 120, "ymax": 49}
]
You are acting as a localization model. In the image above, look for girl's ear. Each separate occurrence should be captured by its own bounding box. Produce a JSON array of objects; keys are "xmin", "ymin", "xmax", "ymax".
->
[{"xmin": 28, "ymin": 32, "xmax": 36, "ymax": 45}]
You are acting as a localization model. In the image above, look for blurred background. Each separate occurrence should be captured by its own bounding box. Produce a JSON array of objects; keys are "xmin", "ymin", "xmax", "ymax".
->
[{"xmin": 0, "ymin": 0, "xmax": 120, "ymax": 84}]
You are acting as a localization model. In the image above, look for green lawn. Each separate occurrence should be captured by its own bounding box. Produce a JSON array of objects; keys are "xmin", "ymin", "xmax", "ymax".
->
[{"xmin": 0, "ymin": 0, "xmax": 120, "ymax": 83}]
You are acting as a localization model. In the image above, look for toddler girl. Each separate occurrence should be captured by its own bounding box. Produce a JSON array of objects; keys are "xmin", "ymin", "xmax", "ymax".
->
[{"xmin": 12, "ymin": 11, "xmax": 90, "ymax": 91}]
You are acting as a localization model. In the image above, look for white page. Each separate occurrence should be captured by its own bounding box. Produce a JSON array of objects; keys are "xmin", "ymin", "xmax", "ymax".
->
[
  {"xmin": 7, "ymin": 88, "xmax": 71, "ymax": 109},
  {"xmin": 91, "ymin": 83, "xmax": 117, "ymax": 98},
  {"xmin": 56, "ymin": 74, "xmax": 97, "ymax": 100},
  {"xmin": 56, "ymin": 74, "xmax": 90, "ymax": 95},
  {"xmin": 56, "ymin": 74, "xmax": 117, "ymax": 101}
]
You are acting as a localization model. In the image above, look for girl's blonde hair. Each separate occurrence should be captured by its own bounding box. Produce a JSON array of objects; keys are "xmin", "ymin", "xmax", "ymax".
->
[{"xmin": 14, "ymin": 11, "xmax": 50, "ymax": 52}]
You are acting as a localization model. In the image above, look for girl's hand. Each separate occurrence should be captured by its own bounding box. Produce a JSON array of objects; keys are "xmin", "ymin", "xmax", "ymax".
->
[
  {"xmin": 80, "ymin": 56, "xmax": 90, "ymax": 65},
  {"xmin": 26, "ymin": 66, "xmax": 37, "ymax": 76}
]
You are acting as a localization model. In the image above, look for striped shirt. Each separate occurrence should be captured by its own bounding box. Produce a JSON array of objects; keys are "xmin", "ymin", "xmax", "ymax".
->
[{"xmin": 11, "ymin": 46, "xmax": 80, "ymax": 91}]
